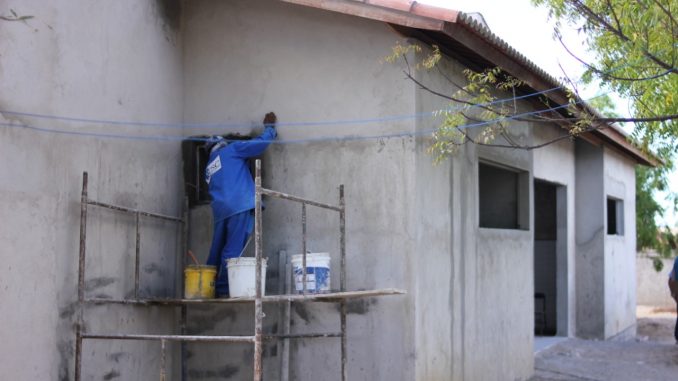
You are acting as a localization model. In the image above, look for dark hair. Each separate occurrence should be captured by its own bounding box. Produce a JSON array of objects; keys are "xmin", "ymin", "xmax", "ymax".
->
[
  {"xmin": 222, "ymin": 133, "xmax": 252, "ymax": 141},
  {"xmin": 204, "ymin": 133, "xmax": 253, "ymax": 154}
]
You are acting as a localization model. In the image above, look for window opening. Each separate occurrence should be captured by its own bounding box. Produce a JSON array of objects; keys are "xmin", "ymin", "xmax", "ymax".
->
[
  {"xmin": 607, "ymin": 197, "xmax": 624, "ymax": 235},
  {"xmin": 478, "ymin": 162, "xmax": 528, "ymax": 230}
]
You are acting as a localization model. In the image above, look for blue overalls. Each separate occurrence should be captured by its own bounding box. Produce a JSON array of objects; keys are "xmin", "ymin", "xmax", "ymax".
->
[{"xmin": 205, "ymin": 126, "xmax": 277, "ymax": 297}]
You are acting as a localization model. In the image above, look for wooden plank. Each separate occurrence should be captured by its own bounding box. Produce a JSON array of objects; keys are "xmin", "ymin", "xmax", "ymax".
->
[
  {"xmin": 82, "ymin": 333, "xmax": 255, "ymax": 343},
  {"xmin": 84, "ymin": 288, "xmax": 407, "ymax": 306}
]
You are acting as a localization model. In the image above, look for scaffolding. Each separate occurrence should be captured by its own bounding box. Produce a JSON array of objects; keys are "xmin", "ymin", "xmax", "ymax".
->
[{"xmin": 74, "ymin": 160, "xmax": 405, "ymax": 380}]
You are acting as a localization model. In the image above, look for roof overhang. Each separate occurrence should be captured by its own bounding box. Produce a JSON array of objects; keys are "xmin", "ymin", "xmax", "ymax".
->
[{"xmin": 280, "ymin": 0, "xmax": 657, "ymax": 166}]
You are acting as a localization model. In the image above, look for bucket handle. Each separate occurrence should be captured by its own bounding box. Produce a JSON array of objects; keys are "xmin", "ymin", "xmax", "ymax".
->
[{"xmin": 238, "ymin": 234, "xmax": 253, "ymax": 258}]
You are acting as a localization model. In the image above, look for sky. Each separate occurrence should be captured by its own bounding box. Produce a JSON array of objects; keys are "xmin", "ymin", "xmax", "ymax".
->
[{"xmin": 419, "ymin": 0, "xmax": 678, "ymax": 227}]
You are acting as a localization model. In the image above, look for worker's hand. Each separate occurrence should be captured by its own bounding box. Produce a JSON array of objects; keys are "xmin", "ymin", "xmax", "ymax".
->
[{"xmin": 263, "ymin": 112, "xmax": 277, "ymax": 128}]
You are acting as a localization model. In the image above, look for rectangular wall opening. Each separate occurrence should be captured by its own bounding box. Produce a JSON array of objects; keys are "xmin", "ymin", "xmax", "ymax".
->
[
  {"xmin": 478, "ymin": 162, "xmax": 529, "ymax": 230},
  {"xmin": 607, "ymin": 197, "xmax": 624, "ymax": 235},
  {"xmin": 534, "ymin": 180, "xmax": 568, "ymax": 338}
]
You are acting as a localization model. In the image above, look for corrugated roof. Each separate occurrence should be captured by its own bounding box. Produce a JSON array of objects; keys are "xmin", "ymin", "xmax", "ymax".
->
[{"xmin": 280, "ymin": 0, "xmax": 656, "ymax": 166}]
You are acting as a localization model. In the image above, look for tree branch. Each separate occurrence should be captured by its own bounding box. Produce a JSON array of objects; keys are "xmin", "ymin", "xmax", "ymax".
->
[
  {"xmin": 594, "ymin": 114, "xmax": 678, "ymax": 123},
  {"xmin": 650, "ymin": 0, "xmax": 678, "ymax": 34},
  {"xmin": 403, "ymin": 69, "xmax": 556, "ymax": 124},
  {"xmin": 569, "ymin": 0, "xmax": 676, "ymax": 73},
  {"xmin": 556, "ymin": 32, "xmax": 676, "ymax": 82},
  {"xmin": 605, "ymin": 0, "xmax": 623, "ymax": 36}
]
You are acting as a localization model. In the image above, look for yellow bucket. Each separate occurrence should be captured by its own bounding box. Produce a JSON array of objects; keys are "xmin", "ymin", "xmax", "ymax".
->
[{"xmin": 184, "ymin": 265, "xmax": 217, "ymax": 299}]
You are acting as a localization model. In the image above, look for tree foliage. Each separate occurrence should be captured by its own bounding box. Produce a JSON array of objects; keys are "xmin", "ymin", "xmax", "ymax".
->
[
  {"xmin": 533, "ymin": 0, "xmax": 678, "ymax": 266},
  {"xmin": 386, "ymin": 42, "xmax": 622, "ymax": 162},
  {"xmin": 532, "ymin": 0, "xmax": 677, "ymax": 151}
]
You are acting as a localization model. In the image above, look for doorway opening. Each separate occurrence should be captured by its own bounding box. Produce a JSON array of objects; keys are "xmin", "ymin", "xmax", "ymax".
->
[{"xmin": 534, "ymin": 180, "xmax": 568, "ymax": 338}]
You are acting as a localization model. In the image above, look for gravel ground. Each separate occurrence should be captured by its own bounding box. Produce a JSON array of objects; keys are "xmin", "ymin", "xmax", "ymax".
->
[{"xmin": 530, "ymin": 307, "xmax": 678, "ymax": 381}]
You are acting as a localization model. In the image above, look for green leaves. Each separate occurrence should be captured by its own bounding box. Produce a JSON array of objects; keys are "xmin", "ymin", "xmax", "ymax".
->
[
  {"xmin": 535, "ymin": 0, "xmax": 678, "ymax": 263},
  {"xmin": 428, "ymin": 68, "xmax": 524, "ymax": 163},
  {"xmin": 534, "ymin": 0, "xmax": 677, "ymax": 151}
]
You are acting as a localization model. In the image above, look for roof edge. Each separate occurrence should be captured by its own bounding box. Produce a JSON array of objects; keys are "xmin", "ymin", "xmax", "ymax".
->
[
  {"xmin": 277, "ymin": 0, "xmax": 656, "ymax": 166},
  {"xmin": 449, "ymin": 16, "xmax": 657, "ymax": 166},
  {"xmin": 279, "ymin": 0, "xmax": 455, "ymax": 30}
]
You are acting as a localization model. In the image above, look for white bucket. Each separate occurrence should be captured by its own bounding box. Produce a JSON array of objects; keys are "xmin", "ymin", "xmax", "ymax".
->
[
  {"xmin": 226, "ymin": 257, "xmax": 267, "ymax": 298},
  {"xmin": 291, "ymin": 253, "xmax": 331, "ymax": 294}
]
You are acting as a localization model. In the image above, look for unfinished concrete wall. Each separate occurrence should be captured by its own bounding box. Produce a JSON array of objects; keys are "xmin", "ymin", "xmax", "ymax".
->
[
  {"xmin": 182, "ymin": 1, "xmax": 416, "ymax": 379},
  {"xmin": 472, "ymin": 132, "xmax": 534, "ymax": 381},
  {"xmin": 533, "ymin": 125, "xmax": 576, "ymax": 337},
  {"xmin": 411, "ymin": 51, "xmax": 455, "ymax": 381},
  {"xmin": 574, "ymin": 141, "xmax": 605, "ymax": 339},
  {"xmin": 412, "ymin": 47, "xmax": 535, "ymax": 380},
  {"xmin": 637, "ymin": 254, "xmax": 676, "ymax": 309},
  {"xmin": 0, "ymin": 0, "xmax": 184, "ymax": 379},
  {"xmin": 573, "ymin": 139, "xmax": 639, "ymax": 340},
  {"xmin": 603, "ymin": 147, "xmax": 637, "ymax": 339}
]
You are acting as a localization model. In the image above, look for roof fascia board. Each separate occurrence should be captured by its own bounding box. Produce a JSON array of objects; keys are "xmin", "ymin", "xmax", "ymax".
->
[
  {"xmin": 593, "ymin": 128, "xmax": 657, "ymax": 166},
  {"xmin": 279, "ymin": 0, "xmax": 447, "ymax": 30},
  {"xmin": 441, "ymin": 23, "xmax": 570, "ymax": 106}
]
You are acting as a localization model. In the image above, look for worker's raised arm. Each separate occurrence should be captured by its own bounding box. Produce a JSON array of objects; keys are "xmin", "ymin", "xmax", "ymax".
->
[{"xmin": 231, "ymin": 112, "xmax": 278, "ymax": 158}]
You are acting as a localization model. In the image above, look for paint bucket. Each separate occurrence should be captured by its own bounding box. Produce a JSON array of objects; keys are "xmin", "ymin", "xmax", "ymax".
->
[
  {"xmin": 184, "ymin": 265, "xmax": 217, "ymax": 299},
  {"xmin": 291, "ymin": 253, "xmax": 331, "ymax": 294},
  {"xmin": 227, "ymin": 257, "xmax": 267, "ymax": 298}
]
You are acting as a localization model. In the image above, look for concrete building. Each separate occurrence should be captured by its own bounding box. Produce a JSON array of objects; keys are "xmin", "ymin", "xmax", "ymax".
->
[{"xmin": 0, "ymin": 0, "xmax": 653, "ymax": 380}]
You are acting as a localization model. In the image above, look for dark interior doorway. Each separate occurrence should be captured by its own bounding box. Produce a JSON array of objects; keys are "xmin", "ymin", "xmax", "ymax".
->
[{"xmin": 534, "ymin": 180, "xmax": 565, "ymax": 336}]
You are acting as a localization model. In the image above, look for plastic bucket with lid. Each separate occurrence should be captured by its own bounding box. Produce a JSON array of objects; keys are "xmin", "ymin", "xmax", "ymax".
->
[
  {"xmin": 184, "ymin": 265, "xmax": 217, "ymax": 299},
  {"xmin": 227, "ymin": 257, "xmax": 267, "ymax": 298},
  {"xmin": 291, "ymin": 253, "xmax": 331, "ymax": 294}
]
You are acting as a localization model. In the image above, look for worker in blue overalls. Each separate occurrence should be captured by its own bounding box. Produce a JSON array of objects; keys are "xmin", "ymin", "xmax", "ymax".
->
[{"xmin": 205, "ymin": 112, "xmax": 277, "ymax": 297}]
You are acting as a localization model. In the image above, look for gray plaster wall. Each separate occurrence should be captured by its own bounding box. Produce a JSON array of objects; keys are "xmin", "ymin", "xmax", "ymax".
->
[
  {"xmin": 533, "ymin": 125, "xmax": 576, "ymax": 337},
  {"xmin": 413, "ymin": 49, "xmax": 535, "ymax": 380},
  {"xmin": 473, "ymin": 130, "xmax": 534, "ymax": 381},
  {"xmin": 412, "ymin": 51, "xmax": 455, "ymax": 380},
  {"xmin": 574, "ymin": 141, "xmax": 606, "ymax": 339},
  {"xmin": 182, "ymin": 1, "xmax": 416, "ymax": 379},
  {"xmin": 603, "ymin": 147, "xmax": 637, "ymax": 338},
  {"xmin": 0, "ymin": 1, "xmax": 184, "ymax": 379},
  {"xmin": 637, "ymin": 254, "xmax": 676, "ymax": 309}
]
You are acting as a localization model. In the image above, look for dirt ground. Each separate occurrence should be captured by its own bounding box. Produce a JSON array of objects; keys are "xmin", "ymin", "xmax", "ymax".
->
[{"xmin": 530, "ymin": 306, "xmax": 678, "ymax": 381}]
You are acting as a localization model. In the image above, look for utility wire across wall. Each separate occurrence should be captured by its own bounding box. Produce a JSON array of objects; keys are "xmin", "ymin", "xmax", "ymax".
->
[
  {"xmin": 1, "ymin": 45, "xmax": 663, "ymax": 143},
  {"xmin": 0, "ymin": 92, "xmax": 610, "ymax": 144},
  {"xmin": 1, "ymin": 39, "xmax": 665, "ymax": 132},
  {"xmin": 0, "ymin": 86, "xmax": 562, "ymax": 131}
]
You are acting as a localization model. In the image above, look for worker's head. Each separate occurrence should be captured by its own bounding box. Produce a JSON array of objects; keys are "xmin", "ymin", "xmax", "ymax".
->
[
  {"xmin": 205, "ymin": 134, "xmax": 253, "ymax": 154},
  {"xmin": 205, "ymin": 136, "xmax": 226, "ymax": 155}
]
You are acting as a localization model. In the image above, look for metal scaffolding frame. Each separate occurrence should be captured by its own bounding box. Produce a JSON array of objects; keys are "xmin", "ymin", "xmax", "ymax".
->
[{"xmin": 74, "ymin": 160, "xmax": 405, "ymax": 380}]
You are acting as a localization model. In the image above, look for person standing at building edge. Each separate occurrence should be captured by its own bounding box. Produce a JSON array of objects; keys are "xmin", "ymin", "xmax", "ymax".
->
[
  {"xmin": 670, "ymin": 256, "xmax": 678, "ymax": 344},
  {"xmin": 205, "ymin": 112, "xmax": 278, "ymax": 297}
]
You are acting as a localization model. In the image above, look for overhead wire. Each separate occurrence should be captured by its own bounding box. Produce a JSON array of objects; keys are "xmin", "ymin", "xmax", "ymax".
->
[
  {"xmin": 0, "ymin": 43, "xmax": 664, "ymax": 141},
  {"xmin": 0, "ymin": 92, "xmax": 609, "ymax": 144},
  {"xmin": 0, "ymin": 86, "xmax": 562, "ymax": 130}
]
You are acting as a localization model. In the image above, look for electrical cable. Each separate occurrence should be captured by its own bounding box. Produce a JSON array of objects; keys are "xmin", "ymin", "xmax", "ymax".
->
[
  {"xmin": 0, "ymin": 44, "xmax": 664, "ymax": 131},
  {"xmin": 0, "ymin": 93, "xmax": 609, "ymax": 144}
]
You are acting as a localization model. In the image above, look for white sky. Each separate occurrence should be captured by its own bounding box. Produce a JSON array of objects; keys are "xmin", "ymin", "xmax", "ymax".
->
[{"xmin": 419, "ymin": 0, "xmax": 678, "ymax": 227}]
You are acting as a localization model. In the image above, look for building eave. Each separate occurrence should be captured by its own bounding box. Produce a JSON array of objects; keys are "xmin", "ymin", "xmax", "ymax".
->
[{"xmin": 279, "ymin": 0, "xmax": 657, "ymax": 167}]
